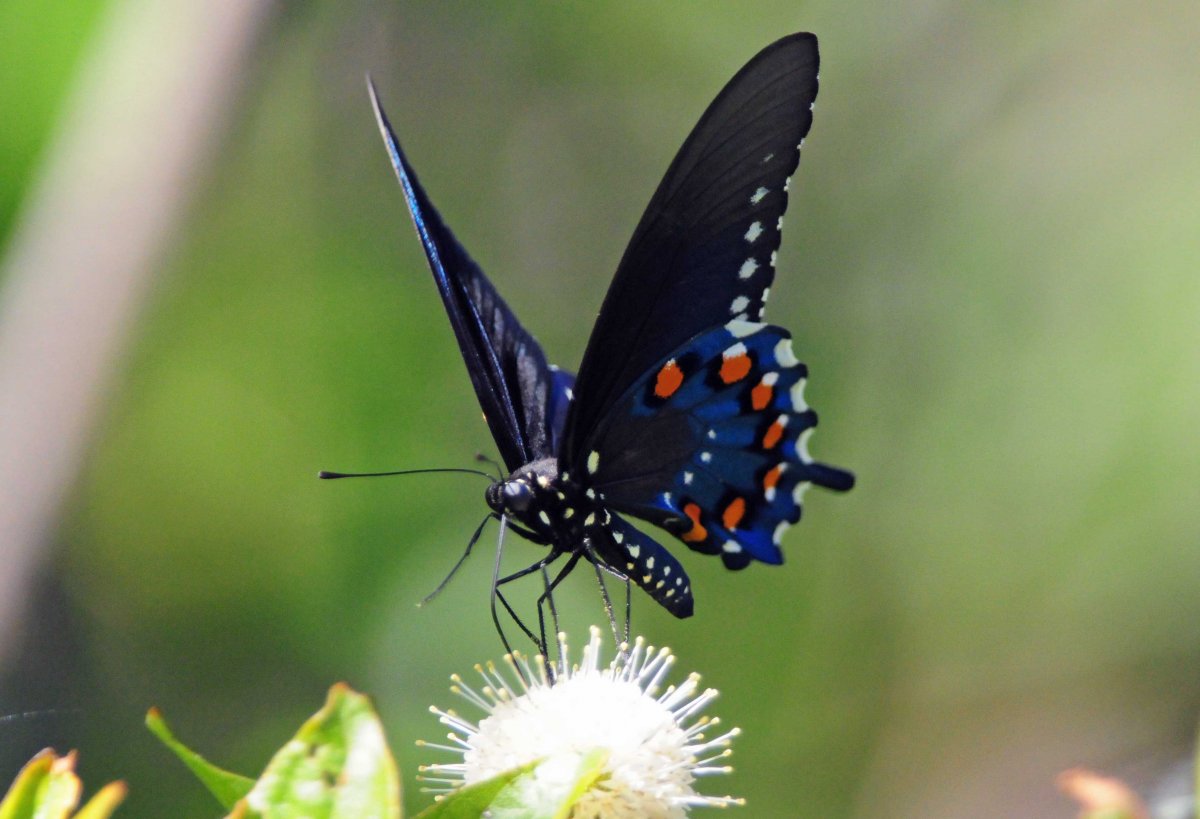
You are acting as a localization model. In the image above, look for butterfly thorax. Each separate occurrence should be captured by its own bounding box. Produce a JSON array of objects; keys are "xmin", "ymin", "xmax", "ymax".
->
[{"xmin": 484, "ymin": 457, "xmax": 609, "ymax": 551}]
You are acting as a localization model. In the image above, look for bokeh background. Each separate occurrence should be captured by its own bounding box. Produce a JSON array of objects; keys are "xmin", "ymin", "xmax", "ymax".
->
[{"xmin": 2, "ymin": 2, "xmax": 1198, "ymax": 816}]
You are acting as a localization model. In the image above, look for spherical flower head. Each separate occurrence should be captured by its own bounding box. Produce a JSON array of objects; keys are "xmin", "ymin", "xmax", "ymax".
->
[{"xmin": 419, "ymin": 626, "xmax": 742, "ymax": 816}]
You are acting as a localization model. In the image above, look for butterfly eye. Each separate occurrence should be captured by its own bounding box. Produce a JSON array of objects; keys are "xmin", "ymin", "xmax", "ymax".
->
[{"xmin": 502, "ymin": 481, "xmax": 534, "ymax": 513}]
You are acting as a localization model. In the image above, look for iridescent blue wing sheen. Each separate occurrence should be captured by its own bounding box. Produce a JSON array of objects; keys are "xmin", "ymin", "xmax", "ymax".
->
[
  {"xmin": 369, "ymin": 80, "xmax": 566, "ymax": 470},
  {"xmin": 586, "ymin": 322, "xmax": 852, "ymax": 571},
  {"xmin": 562, "ymin": 33, "xmax": 853, "ymax": 577},
  {"xmin": 545, "ymin": 366, "xmax": 575, "ymax": 458}
]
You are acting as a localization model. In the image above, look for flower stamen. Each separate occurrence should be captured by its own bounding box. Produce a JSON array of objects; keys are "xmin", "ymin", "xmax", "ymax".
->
[{"xmin": 419, "ymin": 626, "xmax": 744, "ymax": 814}]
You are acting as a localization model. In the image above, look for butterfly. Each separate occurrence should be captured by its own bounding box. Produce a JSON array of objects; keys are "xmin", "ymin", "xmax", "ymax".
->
[{"xmin": 366, "ymin": 32, "xmax": 853, "ymax": 641}]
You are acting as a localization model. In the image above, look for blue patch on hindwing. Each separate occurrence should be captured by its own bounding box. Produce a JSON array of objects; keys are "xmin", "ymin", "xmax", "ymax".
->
[{"xmin": 599, "ymin": 322, "xmax": 838, "ymax": 569}]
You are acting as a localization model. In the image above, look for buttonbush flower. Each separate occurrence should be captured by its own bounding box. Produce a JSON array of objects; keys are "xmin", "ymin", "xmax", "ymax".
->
[{"xmin": 419, "ymin": 626, "xmax": 742, "ymax": 816}]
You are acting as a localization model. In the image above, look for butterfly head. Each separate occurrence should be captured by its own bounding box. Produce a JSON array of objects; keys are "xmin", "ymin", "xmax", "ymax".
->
[
  {"xmin": 484, "ymin": 458, "xmax": 558, "ymax": 530},
  {"xmin": 484, "ymin": 457, "xmax": 612, "ymax": 550},
  {"xmin": 486, "ymin": 477, "xmax": 534, "ymax": 515}
]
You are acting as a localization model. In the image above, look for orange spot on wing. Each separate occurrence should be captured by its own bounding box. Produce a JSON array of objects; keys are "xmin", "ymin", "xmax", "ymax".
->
[
  {"xmin": 762, "ymin": 418, "xmax": 786, "ymax": 449},
  {"xmin": 654, "ymin": 360, "xmax": 684, "ymax": 398},
  {"xmin": 722, "ymin": 497, "xmax": 746, "ymax": 530},
  {"xmin": 751, "ymin": 380, "xmax": 773, "ymax": 410},
  {"xmin": 681, "ymin": 502, "xmax": 708, "ymax": 543},
  {"xmin": 719, "ymin": 353, "xmax": 752, "ymax": 384},
  {"xmin": 763, "ymin": 464, "xmax": 784, "ymax": 491}
]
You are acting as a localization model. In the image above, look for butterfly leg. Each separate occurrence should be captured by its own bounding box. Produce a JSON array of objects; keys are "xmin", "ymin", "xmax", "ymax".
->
[
  {"xmin": 490, "ymin": 521, "xmax": 563, "ymax": 660},
  {"xmin": 582, "ymin": 538, "xmax": 632, "ymax": 650},
  {"xmin": 419, "ymin": 512, "xmax": 496, "ymax": 606},
  {"xmin": 593, "ymin": 562, "xmax": 620, "ymax": 649},
  {"xmin": 534, "ymin": 551, "xmax": 584, "ymax": 676},
  {"xmin": 492, "ymin": 560, "xmax": 554, "ymax": 658},
  {"xmin": 600, "ymin": 562, "xmax": 632, "ymax": 646},
  {"xmin": 623, "ymin": 577, "xmax": 632, "ymax": 645},
  {"xmin": 493, "ymin": 568, "xmax": 553, "ymax": 661},
  {"xmin": 538, "ymin": 563, "xmax": 566, "ymax": 671}
]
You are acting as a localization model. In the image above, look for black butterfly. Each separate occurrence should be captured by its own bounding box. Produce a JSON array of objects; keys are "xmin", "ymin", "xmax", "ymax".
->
[{"xmin": 366, "ymin": 32, "xmax": 853, "ymax": 645}]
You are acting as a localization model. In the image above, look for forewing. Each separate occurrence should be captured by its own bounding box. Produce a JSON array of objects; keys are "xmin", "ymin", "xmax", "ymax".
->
[
  {"xmin": 369, "ymin": 80, "xmax": 564, "ymax": 470},
  {"xmin": 563, "ymin": 33, "xmax": 820, "ymax": 465}
]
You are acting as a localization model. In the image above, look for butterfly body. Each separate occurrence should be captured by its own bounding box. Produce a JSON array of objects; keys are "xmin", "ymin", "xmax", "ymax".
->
[
  {"xmin": 484, "ymin": 458, "xmax": 696, "ymax": 617},
  {"xmin": 367, "ymin": 32, "xmax": 852, "ymax": 627}
]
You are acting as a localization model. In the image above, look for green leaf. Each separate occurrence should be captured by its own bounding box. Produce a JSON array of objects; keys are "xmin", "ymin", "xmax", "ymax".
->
[
  {"xmin": 416, "ymin": 751, "xmax": 609, "ymax": 819},
  {"xmin": 145, "ymin": 707, "xmax": 254, "ymax": 809},
  {"xmin": 232, "ymin": 683, "xmax": 400, "ymax": 819},
  {"xmin": 0, "ymin": 750, "xmax": 63, "ymax": 819},
  {"xmin": 71, "ymin": 783, "xmax": 127, "ymax": 819},
  {"xmin": 552, "ymin": 749, "xmax": 609, "ymax": 818},
  {"xmin": 0, "ymin": 749, "xmax": 125, "ymax": 819},
  {"xmin": 413, "ymin": 765, "xmax": 534, "ymax": 819}
]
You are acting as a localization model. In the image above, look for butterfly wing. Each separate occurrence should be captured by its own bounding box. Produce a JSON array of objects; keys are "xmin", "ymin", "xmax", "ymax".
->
[
  {"xmin": 586, "ymin": 321, "xmax": 853, "ymax": 571},
  {"xmin": 369, "ymin": 80, "xmax": 567, "ymax": 470},
  {"xmin": 545, "ymin": 366, "xmax": 575, "ymax": 459},
  {"xmin": 562, "ymin": 33, "xmax": 852, "ymax": 580},
  {"xmin": 563, "ymin": 33, "xmax": 820, "ymax": 452}
]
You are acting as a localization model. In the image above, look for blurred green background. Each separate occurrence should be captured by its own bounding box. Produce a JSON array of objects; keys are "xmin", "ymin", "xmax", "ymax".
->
[{"xmin": 2, "ymin": 1, "xmax": 1198, "ymax": 817}]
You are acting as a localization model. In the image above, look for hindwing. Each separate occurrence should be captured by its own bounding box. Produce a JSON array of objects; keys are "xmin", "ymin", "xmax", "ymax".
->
[{"xmin": 585, "ymin": 322, "xmax": 853, "ymax": 570}]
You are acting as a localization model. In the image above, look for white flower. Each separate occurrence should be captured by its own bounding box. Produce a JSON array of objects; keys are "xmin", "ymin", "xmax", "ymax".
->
[{"xmin": 419, "ymin": 626, "xmax": 743, "ymax": 816}]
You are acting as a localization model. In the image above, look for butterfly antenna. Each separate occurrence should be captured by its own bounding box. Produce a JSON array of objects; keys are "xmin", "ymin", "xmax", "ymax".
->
[
  {"xmin": 318, "ymin": 467, "xmax": 494, "ymax": 480},
  {"xmin": 418, "ymin": 513, "xmax": 495, "ymax": 606},
  {"xmin": 474, "ymin": 452, "xmax": 504, "ymax": 480}
]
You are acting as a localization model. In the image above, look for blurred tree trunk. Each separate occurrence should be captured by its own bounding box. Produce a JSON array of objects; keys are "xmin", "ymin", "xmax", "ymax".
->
[{"xmin": 0, "ymin": 0, "xmax": 276, "ymax": 662}]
